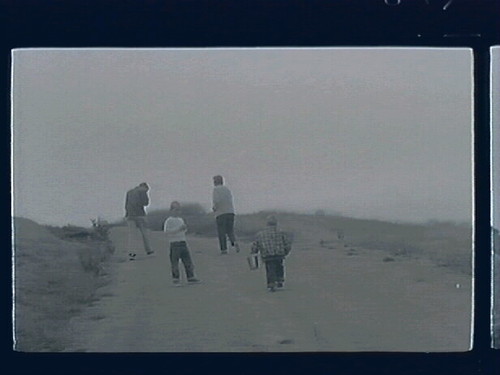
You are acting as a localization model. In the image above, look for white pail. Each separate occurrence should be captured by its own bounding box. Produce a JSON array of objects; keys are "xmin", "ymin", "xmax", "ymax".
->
[{"xmin": 246, "ymin": 254, "xmax": 259, "ymax": 270}]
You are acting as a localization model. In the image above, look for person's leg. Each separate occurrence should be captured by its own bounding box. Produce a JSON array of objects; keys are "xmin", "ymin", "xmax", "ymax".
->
[
  {"xmin": 179, "ymin": 242, "xmax": 196, "ymax": 280},
  {"xmin": 169, "ymin": 243, "xmax": 181, "ymax": 283},
  {"xmin": 225, "ymin": 214, "xmax": 239, "ymax": 252},
  {"xmin": 276, "ymin": 258, "xmax": 285, "ymax": 287},
  {"xmin": 127, "ymin": 219, "xmax": 137, "ymax": 256},
  {"xmin": 225, "ymin": 213, "xmax": 236, "ymax": 245},
  {"xmin": 216, "ymin": 215, "xmax": 228, "ymax": 253},
  {"xmin": 135, "ymin": 217, "xmax": 154, "ymax": 254},
  {"xmin": 265, "ymin": 259, "xmax": 278, "ymax": 290}
]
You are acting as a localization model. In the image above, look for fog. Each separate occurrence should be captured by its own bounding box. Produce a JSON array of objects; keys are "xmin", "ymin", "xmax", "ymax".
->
[{"xmin": 12, "ymin": 48, "xmax": 473, "ymax": 227}]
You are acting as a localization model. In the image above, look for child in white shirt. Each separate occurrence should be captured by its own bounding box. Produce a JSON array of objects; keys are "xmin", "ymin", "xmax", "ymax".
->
[{"xmin": 163, "ymin": 201, "xmax": 200, "ymax": 285}]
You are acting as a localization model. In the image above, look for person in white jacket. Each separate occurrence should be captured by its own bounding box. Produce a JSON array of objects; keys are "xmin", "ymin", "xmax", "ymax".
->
[
  {"xmin": 163, "ymin": 201, "xmax": 200, "ymax": 286},
  {"xmin": 212, "ymin": 175, "xmax": 239, "ymax": 254}
]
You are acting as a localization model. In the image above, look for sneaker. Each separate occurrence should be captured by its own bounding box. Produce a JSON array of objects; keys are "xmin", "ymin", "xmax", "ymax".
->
[
  {"xmin": 233, "ymin": 243, "xmax": 240, "ymax": 253},
  {"xmin": 173, "ymin": 279, "xmax": 181, "ymax": 286},
  {"xmin": 276, "ymin": 282, "xmax": 284, "ymax": 288},
  {"xmin": 187, "ymin": 278, "xmax": 200, "ymax": 284},
  {"xmin": 220, "ymin": 250, "xmax": 228, "ymax": 255},
  {"xmin": 268, "ymin": 286, "xmax": 276, "ymax": 292}
]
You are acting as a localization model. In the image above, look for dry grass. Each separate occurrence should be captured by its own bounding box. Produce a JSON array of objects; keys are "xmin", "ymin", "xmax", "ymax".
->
[{"xmin": 12, "ymin": 217, "xmax": 114, "ymax": 352}]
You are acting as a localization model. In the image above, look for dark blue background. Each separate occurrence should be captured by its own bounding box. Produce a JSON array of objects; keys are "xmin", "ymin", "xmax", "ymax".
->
[{"xmin": 2, "ymin": 0, "xmax": 499, "ymax": 374}]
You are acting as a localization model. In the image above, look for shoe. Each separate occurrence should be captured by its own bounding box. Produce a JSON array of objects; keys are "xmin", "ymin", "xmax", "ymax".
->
[
  {"xmin": 173, "ymin": 279, "xmax": 181, "ymax": 286},
  {"xmin": 276, "ymin": 282, "xmax": 284, "ymax": 288},
  {"xmin": 128, "ymin": 252, "xmax": 136, "ymax": 260},
  {"xmin": 187, "ymin": 278, "xmax": 200, "ymax": 284},
  {"xmin": 220, "ymin": 250, "xmax": 228, "ymax": 255},
  {"xmin": 268, "ymin": 286, "xmax": 276, "ymax": 292},
  {"xmin": 233, "ymin": 243, "xmax": 240, "ymax": 253}
]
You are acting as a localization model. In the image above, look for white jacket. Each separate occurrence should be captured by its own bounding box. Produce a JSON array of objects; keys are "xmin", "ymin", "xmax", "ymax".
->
[
  {"xmin": 212, "ymin": 185, "xmax": 235, "ymax": 217},
  {"xmin": 163, "ymin": 216, "xmax": 187, "ymax": 243}
]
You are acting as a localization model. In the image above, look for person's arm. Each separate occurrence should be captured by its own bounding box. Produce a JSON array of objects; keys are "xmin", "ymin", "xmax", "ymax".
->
[
  {"xmin": 141, "ymin": 191, "xmax": 150, "ymax": 207},
  {"xmin": 283, "ymin": 233, "xmax": 292, "ymax": 255},
  {"xmin": 179, "ymin": 219, "xmax": 187, "ymax": 233},
  {"xmin": 163, "ymin": 219, "xmax": 172, "ymax": 233},
  {"xmin": 124, "ymin": 193, "xmax": 129, "ymax": 217},
  {"xmin": 212, "ymin": 189, "xmax": 219, "ymax": 212},
  {"xmin": 251, "ymin": 241, "xmax": 261, "ymax": 254},
  {"xmin": 164, "ymin": 219, "xmax": 187, "ymax": 234}
]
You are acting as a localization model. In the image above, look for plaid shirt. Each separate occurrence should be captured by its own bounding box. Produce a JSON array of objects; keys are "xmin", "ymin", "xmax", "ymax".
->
[{"xmin": 251, "ymin": 227, "xmax": 292, "ymax": 258}]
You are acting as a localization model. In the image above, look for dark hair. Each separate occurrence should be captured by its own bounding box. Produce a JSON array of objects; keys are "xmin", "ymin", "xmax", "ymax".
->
[
  {"xmin": 170, "ymin": 201, "xmax": 181, "ymax": 210},
  {"xmin": 266, "ymin": 215, "xmax": 278, "ymax": 226},
  {"xmin": 213, "ymin": 175, "xmax": 223, "ymax": 185}
]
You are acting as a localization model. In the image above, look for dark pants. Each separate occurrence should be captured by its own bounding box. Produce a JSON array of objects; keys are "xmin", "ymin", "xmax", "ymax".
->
[
  {"xmin": 169, "ymin": 241, "xmax": 195, "ymax": 280},
  {"xmin": 264, "ymin": 257, "xmax": 285, "ymax": 287},
  {"xmin": 216, "ymin": 213, "xmax": 236, "ymax": 251},
  {"xmin": 127, "ymin": 217, "xmax": 153, "ymax": 254}
]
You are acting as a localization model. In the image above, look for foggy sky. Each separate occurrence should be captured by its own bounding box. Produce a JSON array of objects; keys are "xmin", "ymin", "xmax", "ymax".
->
[{"xmin": 12, "ymin": 48, "xmax": 473, "ymax": 227}]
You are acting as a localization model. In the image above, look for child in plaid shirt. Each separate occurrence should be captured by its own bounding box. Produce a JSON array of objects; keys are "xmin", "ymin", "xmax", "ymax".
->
[{"xmin": 250, "ymin": 215, "xmax": 292, "ymax": 292}]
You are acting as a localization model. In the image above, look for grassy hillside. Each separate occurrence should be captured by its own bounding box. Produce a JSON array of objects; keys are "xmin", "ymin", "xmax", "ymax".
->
[
  {"xmin": 12, "ymin": 217, "xmax": 115, "ymax": 352},
  {"xmin": 238, "ymin": 212, "xmax": 471, "ymax": 275}
]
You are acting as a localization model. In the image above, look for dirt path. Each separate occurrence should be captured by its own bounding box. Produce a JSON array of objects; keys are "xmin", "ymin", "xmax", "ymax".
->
[{"xmin": 64, "ymin": 227, "xmax": 472, "ymax": 352}]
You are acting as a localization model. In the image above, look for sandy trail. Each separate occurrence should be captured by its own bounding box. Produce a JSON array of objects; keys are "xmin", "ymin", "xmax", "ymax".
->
[{"xmin": 64, "ymin": 227, "xmax": 472, "ymax": 352}]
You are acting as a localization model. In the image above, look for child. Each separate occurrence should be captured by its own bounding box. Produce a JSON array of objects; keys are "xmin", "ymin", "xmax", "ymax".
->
[
  {"xmin": 250, "ymin": 215, "xmax": 292, "ymax": 292},
  {"xmin": 163, "ymin": 201, "xmax": 200, "ymax": 286}
]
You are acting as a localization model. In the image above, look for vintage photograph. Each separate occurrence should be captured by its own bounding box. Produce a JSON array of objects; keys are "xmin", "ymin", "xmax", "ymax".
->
[
  {"xmin": 11, "ymin": 48, "xmax": 473, "ymax": 352},
  {"xmin": 491, "ymin": 45, "xmax": 500, "ymax": 348}
]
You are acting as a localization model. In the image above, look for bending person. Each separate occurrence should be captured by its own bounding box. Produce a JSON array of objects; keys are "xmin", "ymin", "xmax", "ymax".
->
[{"xmin": 125, "ymin": 182, "xmax": 154, "ymax": 258}]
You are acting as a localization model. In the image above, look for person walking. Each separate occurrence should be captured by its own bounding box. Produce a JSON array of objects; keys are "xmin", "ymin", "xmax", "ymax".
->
[
  {"xmin": 212, "ymin": 175, "xmax": 239, "ymax": 254},
  {"xmin": 250, "ymin": 215, "xmax": 292, "ymax": 292},
  {"xmin": 163, "ymin": 201, "xmax": 200, "ymax": 286},
  {"xmin": 125, "ymin": 182, "xmax": 154, "ymax": 259}
]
